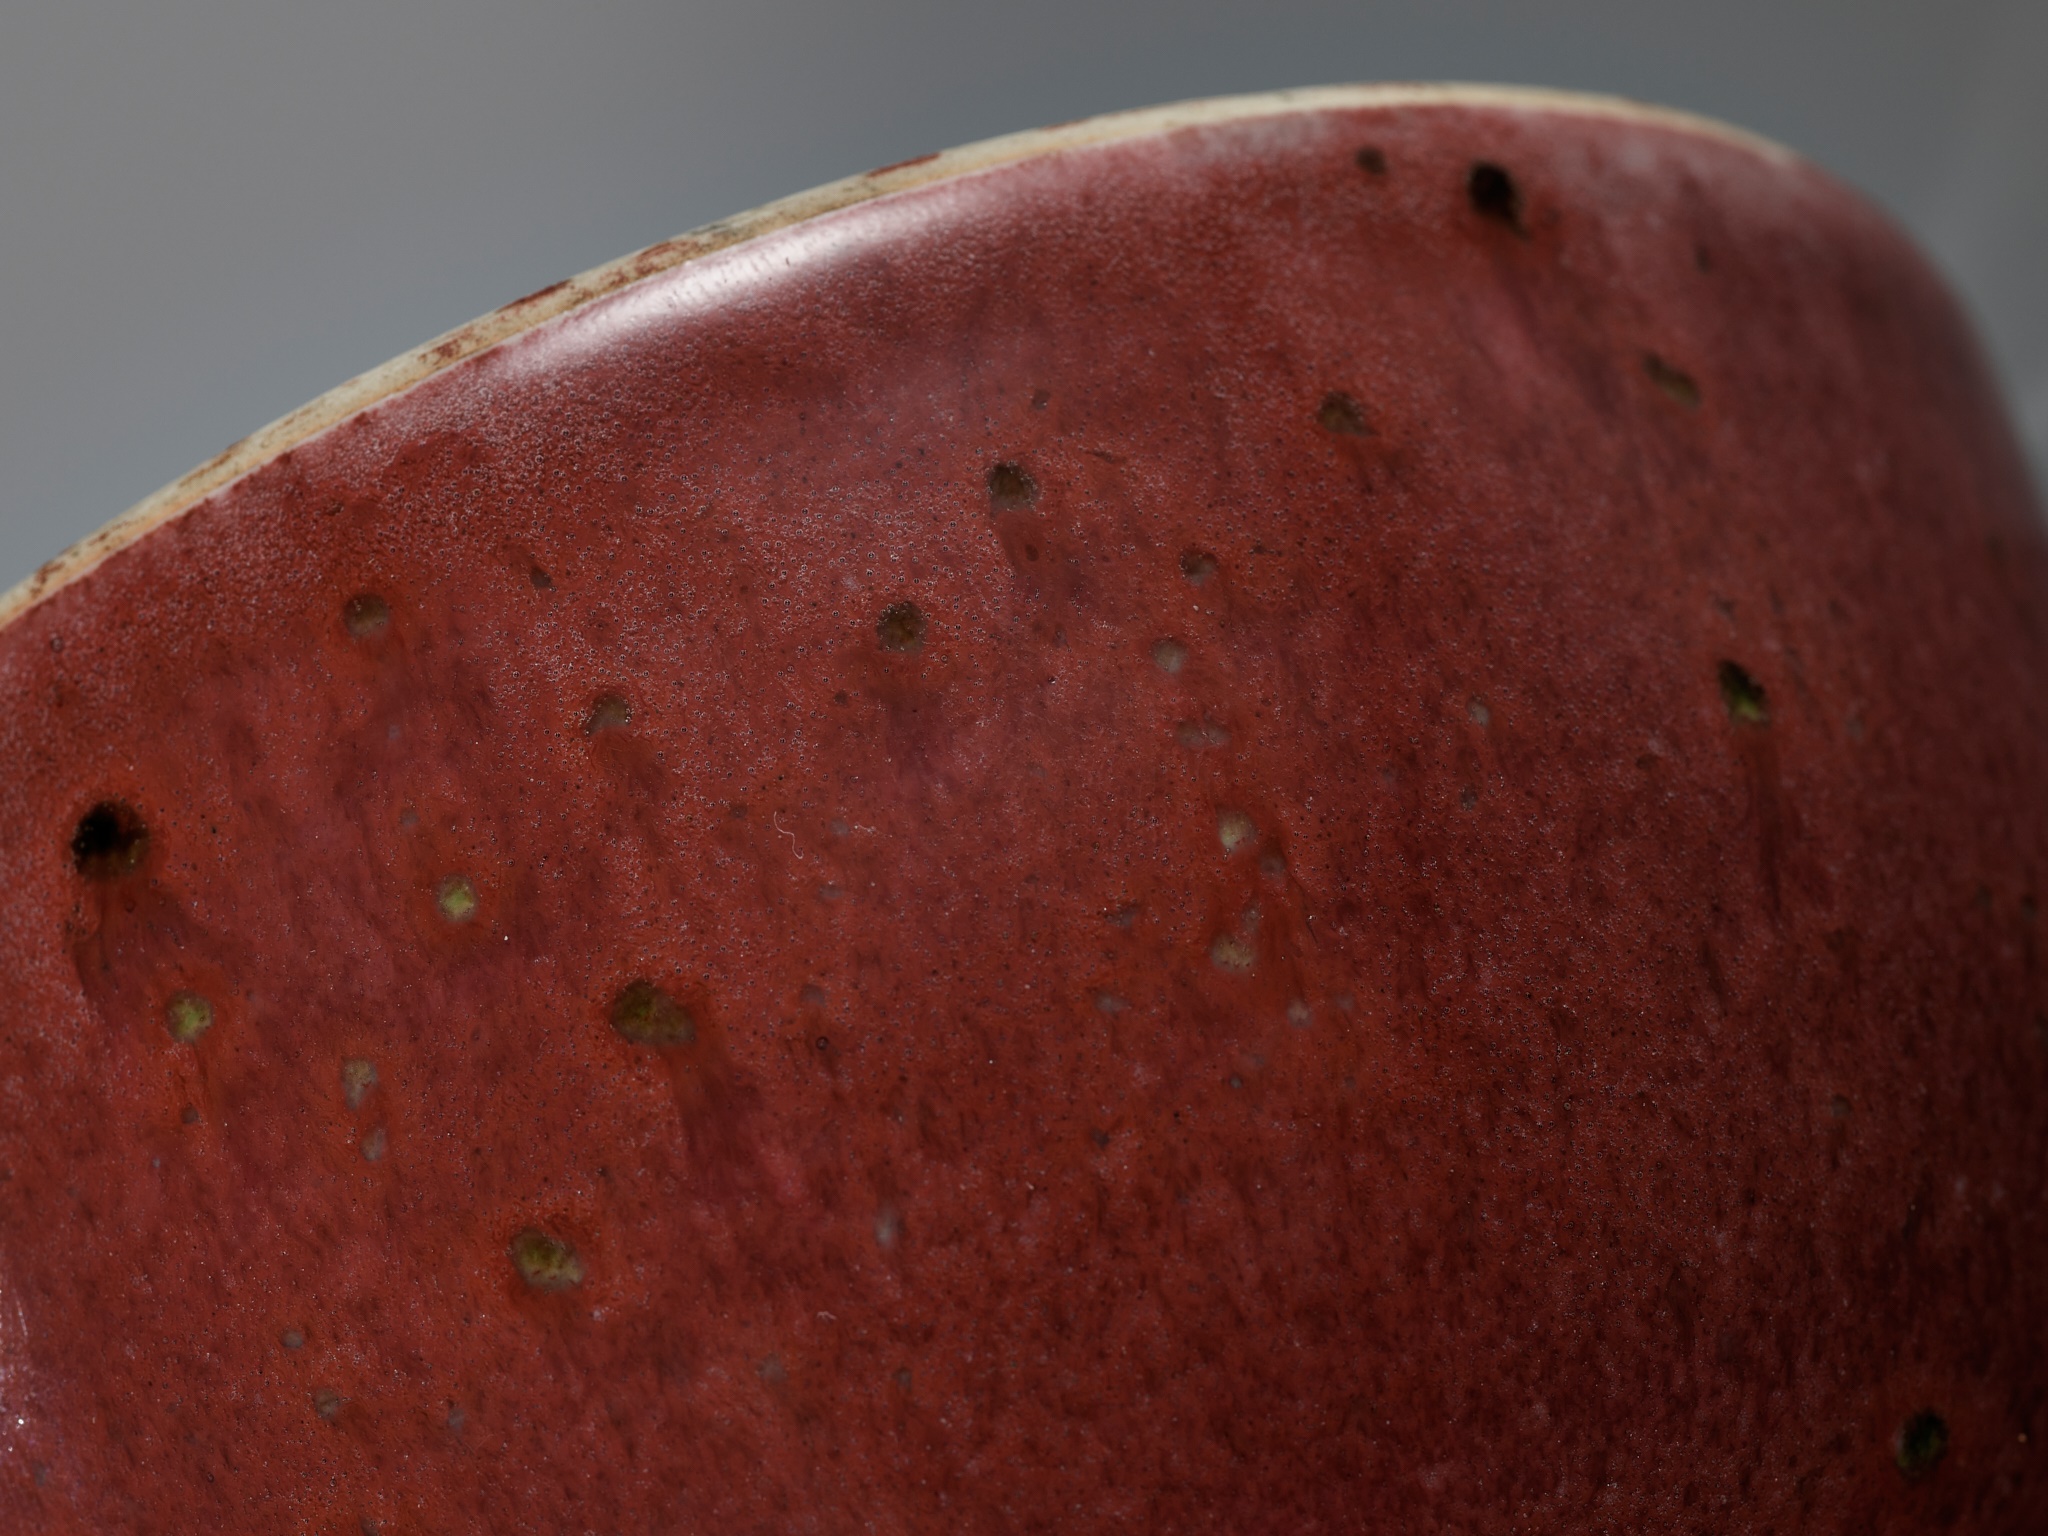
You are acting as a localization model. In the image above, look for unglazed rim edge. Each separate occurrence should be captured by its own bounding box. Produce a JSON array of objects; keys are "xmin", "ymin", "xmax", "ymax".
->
[{"xmin": 0, "ymin": 81, "xmax": 1799, "ymax": 632}]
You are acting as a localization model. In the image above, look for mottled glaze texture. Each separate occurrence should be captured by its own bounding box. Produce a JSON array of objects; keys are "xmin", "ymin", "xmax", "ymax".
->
[{"xmin": 0, "ymin": 96, "xmax": 2044, "ymax": 1533}]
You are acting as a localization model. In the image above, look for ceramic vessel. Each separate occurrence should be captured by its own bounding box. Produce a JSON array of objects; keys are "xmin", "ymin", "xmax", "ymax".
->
[{"xmin": 1, "ymin": 86, "xmax": 2044, "ymax": 1532}]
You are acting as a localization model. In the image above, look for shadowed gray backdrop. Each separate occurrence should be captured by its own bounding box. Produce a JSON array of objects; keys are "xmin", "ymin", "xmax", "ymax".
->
[{"xmin": 1, "ymin": 0, "xmax": 2042, "ymax": 587}]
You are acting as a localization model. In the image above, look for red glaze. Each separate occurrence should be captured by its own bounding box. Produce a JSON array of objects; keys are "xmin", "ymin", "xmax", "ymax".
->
[{"xmin": 0, "ymin": 93, "xmax": 2044, "ymax": 1533}]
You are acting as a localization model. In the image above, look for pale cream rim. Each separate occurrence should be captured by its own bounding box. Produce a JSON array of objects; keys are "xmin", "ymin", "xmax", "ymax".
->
[{"xmin": 0, "ymin": 82, "xmax": 1795, "ymax": 631}]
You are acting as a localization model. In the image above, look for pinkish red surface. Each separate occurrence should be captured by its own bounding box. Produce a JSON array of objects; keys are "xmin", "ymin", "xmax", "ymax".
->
[{"xmin": 0, "ymin": 96, "xmax": 2044, "ymax": 1532}]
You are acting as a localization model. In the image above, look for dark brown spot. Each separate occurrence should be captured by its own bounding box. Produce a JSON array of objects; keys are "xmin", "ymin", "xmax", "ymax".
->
[
  {"xmin": 867, "ymin": 151, "xmax": 940, "ymax": 178},
  {"xmin": 1355, "ymin": 146, "xmax": 1387, "ymax": 175},
  {"xmin": 529, "ymin": 565, "xmax": 553, "ymax": 590},
  {"xmin": 510, "ymin": 1229, "xmax": 584, "ymax": 1291},
  {"xmin": 1179, "ymin": 549, "xmax": 1218, "ymax": 584},
  {"xmin": 987, "ymin": 461, "xmax": 1037, "ymax": 509},
  {"xmin": 508, "ymin": 277, "xmax": 570, "ymax": 308},
  {"xmin": 180, "ymin": 1106, "xmax": 200, "ymax": 1125},
  {"xmin": 584, "ymin": 693, "xmax": 632, "ymax": 734},
  {"xmin": 72, "ymin": 801, "xmax": 147, "ymax": 878},
  {"xmin": 312, "ymin": 1388, "xmax": 343, "ymax": 1421},
  {"xmin": 1644, "ymin": 353, "xmax": 1701, "ymax": 409},
  {"xmin": 610, "ymin": 980, "xmax": 695, "ymax": 1046},
  {"xmin": 1468, "ymin": 161, "xmax": 1522, "ymax": 230},
  {"xmin": 1829, "ymin": 1094, "xmax": 1851, "ymax": 1119},
  {"xmin": 1895, "ymin": 1411, "xmax": 1948, "ymax": 1479},
  {"xmin": 1317, "ymin": 392, "xmax": 1370, "ymax": 436},
  {"xmin": 1718, "ymin": 661, "xmax": 1769, "ymax": 725},
  {"xmin": 343, "ymin": 594, "xmax": 391, "ymax": 638},
  {"xmin": 281, "ymin": 1329, "xmax": 304, "ymax": 1350},
  {"xmin": 877, "ymin": 601, "xmax": 927, "ymax": 653}
]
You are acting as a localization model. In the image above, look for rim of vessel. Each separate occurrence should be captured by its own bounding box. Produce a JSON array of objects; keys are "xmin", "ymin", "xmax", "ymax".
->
[{"xmin": 0, "ymin": 82, "xmax": 1796, "ymax": 631}]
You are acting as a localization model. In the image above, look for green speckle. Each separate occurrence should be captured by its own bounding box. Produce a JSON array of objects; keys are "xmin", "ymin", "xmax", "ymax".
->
[
  {"xmin": 584, "ymin": 693, "xmax": 631, "ymax": 734},
  {"xmin": 166, "ymin": 991, "xmax": 214, "ymax": 1043},
  {"xmin": 1718, "ymin": 660, "xmax": 1769, "ymax": 725},
  {"xmin": 510, "ymin": 1229, "xmax": 584, "ymax": 1291},
  {"xmin": 436, "ymin": 875, "xmax": 478, "ymax": 923},
  {"xmin": 1896, "ymin": 1410, "xmax": 1948, "ymax": 1479},
  {"xmin": 342, "ymin": 594, "xmax": 391, "ymax": 638},
  {"xmin": 1218, "ymin": 811, "xmax": 1256, "ymax": 854},
  {"xmin": 877, "ymin": 601, "xmax": 927, "ymax": 653},
  {"xmin": 1644, "ymin": 352, "xmax": 1702, "ymax": 409},
  {"xmin": 1317, "ymin": 391, "xmax": 1370, "ymax": 436},
  {"xmin": 610, "ymin": 980, "xmax": 695, "ymax": 1046},
  {"xmin": 1209, "ymin": 934, "xmax": 1256, "ymax": 972},
  {"xmin": 986, "ymin": 461, "xmax": 1037, "ymax": 509}
]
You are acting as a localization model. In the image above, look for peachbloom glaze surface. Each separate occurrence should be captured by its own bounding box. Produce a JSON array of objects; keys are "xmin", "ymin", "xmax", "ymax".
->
[{"xmin": 0, "ymin": 93, "xmax": 2044, "ymax": 1532}]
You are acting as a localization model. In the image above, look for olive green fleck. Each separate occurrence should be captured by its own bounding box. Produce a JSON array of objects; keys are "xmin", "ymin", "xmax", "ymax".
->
[
  {"xmin": 166, "ymin": 991, "xmax": 214, "ymax": 1043},
  {"xmin": 1718, "ymin": 660, "xmax": 1769, "ymax": 725},
  {"xmin": 436, "ymin": 875, "xmax": 479, "ymax": 922},
  {"xmin": 610, "ymin": 980, "xmax": 696, "ymax": 1046},
  {"xmin": 510, "ymin": 1229, "xmax": 585, "ymax": 1291}
]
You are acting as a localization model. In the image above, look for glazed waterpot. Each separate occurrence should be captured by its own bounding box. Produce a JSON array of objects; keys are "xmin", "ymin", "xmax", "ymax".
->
[{"xmin": 0, "ymin": 85, "xmax": 2044, "ymax": 1532}]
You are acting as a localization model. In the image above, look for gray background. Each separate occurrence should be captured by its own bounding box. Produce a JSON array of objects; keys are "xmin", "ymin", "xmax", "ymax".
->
[{"xmin": 2, "ymin": 0, "xmax": 2042, "ymax": 589}]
